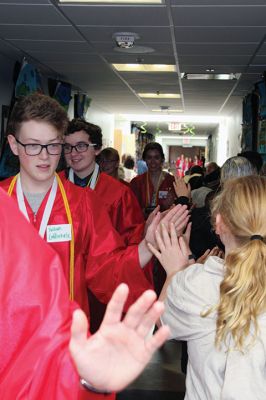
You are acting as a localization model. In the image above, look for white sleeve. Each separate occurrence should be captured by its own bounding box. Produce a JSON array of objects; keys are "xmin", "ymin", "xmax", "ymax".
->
[{"xmin": 161, "ymin": 262, "xmax": 221, "ymax": 341}]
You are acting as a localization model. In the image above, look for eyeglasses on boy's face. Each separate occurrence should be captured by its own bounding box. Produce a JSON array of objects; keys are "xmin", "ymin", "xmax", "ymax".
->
[
  {"xmin": 15, "ymin": 138, "xmax": 63, "ymax": 156},
  {"xmin": 63, "ymin": 142, "xmax": 97, "ymax": 154}
]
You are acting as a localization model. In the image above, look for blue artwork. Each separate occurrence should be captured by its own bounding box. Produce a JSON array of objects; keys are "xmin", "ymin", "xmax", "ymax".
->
[{"xmin": 15, "ymin": 61, "xmax": 43, "ymax": 97}]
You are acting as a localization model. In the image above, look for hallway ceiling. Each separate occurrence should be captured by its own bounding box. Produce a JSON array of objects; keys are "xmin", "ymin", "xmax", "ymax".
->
[{"xmin": 0, "ymin": 0, "xmax": 265, "ymax": 119}]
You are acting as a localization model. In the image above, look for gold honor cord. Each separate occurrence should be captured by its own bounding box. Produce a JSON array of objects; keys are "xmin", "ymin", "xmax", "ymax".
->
[
  {"xmin": 8, "ymin": 173, "xmax": 75, "ymax": 301},
  {"xmin": 55, "ymin": 173, "xmax": 75, "ymax": 300},
  {"xmin": 7, "ymin": 174, "xmax": 17, "ymax": 196},
  {"xmin": 145, "ymin": 171, "xmax": 163, "ymax": 207}
]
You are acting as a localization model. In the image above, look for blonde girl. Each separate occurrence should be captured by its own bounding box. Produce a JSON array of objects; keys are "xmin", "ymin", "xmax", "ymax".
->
[{"xmin": 148, "ymin": 176, "xmax": 266, "ymax": 400}]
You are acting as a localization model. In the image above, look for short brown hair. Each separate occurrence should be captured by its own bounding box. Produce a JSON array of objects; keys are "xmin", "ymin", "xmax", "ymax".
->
[
  {"xmin": 67, "ymin": 118, "xmax": 102, "ymax": 150},
  {"xmin": 7, "ymin": 93, "xmax": 69, "ymax": 137},
  {"xmin": 142, "ymin": 142, "xmax": 165, "ymax": 161},
  {"xmin": 99, "ymin": 147, "xmax": 120, "ymax": 162}
]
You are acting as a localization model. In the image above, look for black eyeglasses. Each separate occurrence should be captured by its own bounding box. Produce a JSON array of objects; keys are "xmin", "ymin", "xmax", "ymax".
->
[
  {"xmin": 16, "ymin": 138, "xmax": 63, "ymax": 156},
  {"xmin": 64, "ymin": 142, "xmax": 97, "ymax": 154}
]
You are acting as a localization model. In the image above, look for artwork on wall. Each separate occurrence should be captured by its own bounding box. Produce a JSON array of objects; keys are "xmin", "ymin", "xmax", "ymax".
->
[
  {"xmin": 15, "ymin": 60, "xmax": 43, "ymax": 98},
  {"xmin": 74, "ymin": 93, "xmax": 91, "ymax": 118},
  {"xmin": 48, "ymin": 78, "xmax": 72, "ymax": 112}
]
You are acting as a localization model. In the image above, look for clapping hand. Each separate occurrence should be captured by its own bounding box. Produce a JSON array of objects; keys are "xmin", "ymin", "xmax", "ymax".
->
[
  {"xmin": 69, "ymin": 284, "xmax": 170, "ymax": 393},
  {"xmin": 148, "ymin": 222, "xmax": 192, "ymax": 276},
  {"xmin": 145, "ymin": 204, "xmax": 189, "ymax": 248},
  {"xmin": 196, "ymin": 246, "xmax": 224, "ymax": 264}
]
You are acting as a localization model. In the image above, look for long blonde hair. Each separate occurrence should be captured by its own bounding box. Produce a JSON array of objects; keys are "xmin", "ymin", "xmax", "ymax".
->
[{"xmin": 211, "ymin": 175, "xmax": 266, "ymax": 350}]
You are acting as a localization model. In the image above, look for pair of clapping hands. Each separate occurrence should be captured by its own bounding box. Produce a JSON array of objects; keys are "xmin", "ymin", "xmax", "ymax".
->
[
  {"xmin": 69, "ymin": 204, "xmax": 224, "ymax": 395},
  {"xmin": 146, "ymin": 203, "xmax": 224, "ymax": 277}
]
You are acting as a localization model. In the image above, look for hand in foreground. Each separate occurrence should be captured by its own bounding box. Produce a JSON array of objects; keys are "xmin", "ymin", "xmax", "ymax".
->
[
  {"xmin": 69, "ymin": 284, "xmax": 170, "ymax": 393},
  {"xmin": 148, "ymin": 222, "xmax": 191, "ymax": 276}
]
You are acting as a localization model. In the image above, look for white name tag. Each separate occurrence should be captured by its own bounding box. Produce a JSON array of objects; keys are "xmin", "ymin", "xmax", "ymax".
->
[
  {"xmin": 46, "ymin": 224, "xmax": 72, "ymax": 243},
  {"xmin": 158, "ymin": 190, "xmax": 168, "ymax": 199}
]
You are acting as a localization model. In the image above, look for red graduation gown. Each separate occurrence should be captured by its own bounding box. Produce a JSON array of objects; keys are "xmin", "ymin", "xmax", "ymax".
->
[
  {"xmin": 130, "ymin": 172, "xmax": 176, "ymax": 214},
  {"xmin": 0, "ymin": 188, "xmax": 112, "ymax": 400},
  {"xmin": 0, "ymin": 176, "xmax": 152, "ymax": 315},
  {"xmin": 93, "ymin": 172, "xmax": 145, "ymax": 246},
  {"xmin": 59, "ymin": 171, "xmax": 153, "ymax": 332}
]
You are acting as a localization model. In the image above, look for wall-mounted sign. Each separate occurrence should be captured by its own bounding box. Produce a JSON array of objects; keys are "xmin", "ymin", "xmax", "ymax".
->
[{"xmin": 168, "ymin": 122, "xmax": 181, "ymax": 131}]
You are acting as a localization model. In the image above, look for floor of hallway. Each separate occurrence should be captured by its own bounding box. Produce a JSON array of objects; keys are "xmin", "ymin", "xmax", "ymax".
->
[{"xmin": 117, "ymin": 340, "xmax": 186, "ymax": 400}]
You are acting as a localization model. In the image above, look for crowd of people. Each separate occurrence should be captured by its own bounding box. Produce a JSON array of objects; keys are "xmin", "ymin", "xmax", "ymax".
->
[
  {"xmin": 175, "ymin": 154, "xmax": 204, "ymax": 178},
  {"xmin": 0, "ymin": 92, "xmax": 265, "ymax": 399}
]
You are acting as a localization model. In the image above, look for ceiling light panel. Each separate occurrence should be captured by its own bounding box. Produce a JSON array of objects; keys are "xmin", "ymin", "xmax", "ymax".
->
[
  {"xmin": 138, "ymin": 93, "xmax": 181, "ymax": 98},
  {"xmin": 181, "ymin": 73, "xmax": 241, "ymax": 80},
  {"xmin": 59, "ymin": 0, "xmax": 162, "ymax": 3},
  {"xmin": 152, "ymin": 109, "xmax": 183, "ymax": 112},
  {"xmin": 112, "ymin": 64, "xmax": 176, "ymax": 72}
]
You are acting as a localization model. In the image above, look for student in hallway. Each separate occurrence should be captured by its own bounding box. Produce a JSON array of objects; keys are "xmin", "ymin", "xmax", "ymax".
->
[
  {"xmin": 130, "ymin": 142, "xmax": 177, "ymax": 220},
  {"xmin": 149, "ymin": 175, "xmax": 266, "ymax": 400},
  {"xmin": 1, "ymin": 93, "xmax": 189, "ymax": 331},
  {"xmin": 0, "ymin": 188, "xmax": 169, "ymax": 399},
  {"xmin": 98, "ymin": 146, "xmax": 128, "ymax": 186},
  {"xmin": 64, "ymin": 119, "xmax": 144, "ymax": 247}
]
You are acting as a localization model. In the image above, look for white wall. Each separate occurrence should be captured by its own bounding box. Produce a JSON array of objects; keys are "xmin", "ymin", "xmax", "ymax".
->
[
  {"xmin": 216, "ymin": 100, "xmax": 242, "ymax": 166},
  {"xmin": 114, "ymin": 116, "xmax": 136, "ymax": 156},
  {"xmin": 85, "ymin": 103, "xmax": 114, "ymax": 147}
]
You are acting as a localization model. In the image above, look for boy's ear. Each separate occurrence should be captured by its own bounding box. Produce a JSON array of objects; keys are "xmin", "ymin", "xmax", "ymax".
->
[
  {"xmin": 95, "ymin": 148, "xmax": 102, "ymax": 156},
  {"xmin": 8, "ymin": 135, "xmax": 19, "ymax": 156}
]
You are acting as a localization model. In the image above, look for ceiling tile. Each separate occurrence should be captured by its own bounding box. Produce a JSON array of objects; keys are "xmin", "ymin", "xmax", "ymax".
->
[
  {"xmin": 0, "ymin": 4, "xmax": 68, "ymax": 25},
  {"xmin": 0, "ymin": 25, "xmax": 83, "ymax": 41},
  {"xmin": 60, "ymin": 5, "xmax": 169, "ymax": 26},
  {"xmin": 171, "ymin": 6, "xmax": 266, "ymax": 27}
]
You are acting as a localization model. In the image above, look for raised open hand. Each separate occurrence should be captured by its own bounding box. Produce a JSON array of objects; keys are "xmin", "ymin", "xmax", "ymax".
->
[
  {"xmin": 145, "ymin": 204, "xmax": 189, "ymax": 248},
  {"xmin": 173, "ymin": 176, "xmax": 191, "ymax": 199},
  {"xmin": 147, "ymin": 222, "xmax": 191, "ymax": 276},
  {"xmin": 69, "ymin": 284, "xmax": 170, "ymax": 393}
]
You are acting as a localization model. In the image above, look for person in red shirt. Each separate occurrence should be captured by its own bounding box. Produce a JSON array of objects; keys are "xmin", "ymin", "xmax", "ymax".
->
[
  {"xmin": 0, "ymin": 188, "xmax": 169, "ymax": 399},
  {"xmin": 175, "ymin": 154, "xmax": 185, "ymax": 178},
  {"xmin": 130, "ymin": 142, "xmax": 177, "ymax": 220}
]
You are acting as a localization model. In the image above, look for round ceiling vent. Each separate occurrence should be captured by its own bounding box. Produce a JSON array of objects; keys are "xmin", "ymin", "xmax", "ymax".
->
[{"xmin": 114, "ymin": 45, "xmax": 154, "ymax": 54}]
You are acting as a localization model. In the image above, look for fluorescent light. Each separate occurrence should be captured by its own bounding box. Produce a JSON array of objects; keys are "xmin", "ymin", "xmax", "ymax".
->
[
  {"xmin": 181, "ymin": 73, "xmax": 241, "ymax": 80},
  {"xmin": 161, "ymin": 135, "xmax": 208, "ymax": 140},
  {"xmin": 112, "ymin": 64, "xmax": 176, "ymax": 72},
  {"xmin": 60, "ymin": 0, "xmax": 162, "ymax": 3},
  {"xmin": 121, "ymin": 114, "xmax": 221, "ymax": 123},
  {"xmin": 138, "ymin": 93, "xmax": 181, "ymax": 99},
  {"xmin": 152, "ymin": 109, "xmax": 183, "ymax": 112}
]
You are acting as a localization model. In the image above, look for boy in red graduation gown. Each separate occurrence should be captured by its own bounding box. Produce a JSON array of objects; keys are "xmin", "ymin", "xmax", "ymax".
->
[
  {"xmin": 0, "ymin": 93, "xmax": 155, "ymax": 317},
  {"xmin": 0, "ymin": 188, "xmax": 169, "ymax": 399},
  {"xmin": 63, "ymin": 118, "xmax": 145, "ymax": 247},
  {"xmin": 63, "ymin": 119, "xmax": 153, "ymax": 330}
]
